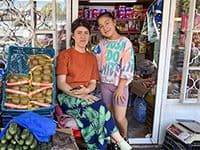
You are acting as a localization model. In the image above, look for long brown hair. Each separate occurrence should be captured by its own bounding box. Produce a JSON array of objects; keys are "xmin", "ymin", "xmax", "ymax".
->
[{"xmin": 70, "ymin": 18, "xmax": 91, "ymax": 49}]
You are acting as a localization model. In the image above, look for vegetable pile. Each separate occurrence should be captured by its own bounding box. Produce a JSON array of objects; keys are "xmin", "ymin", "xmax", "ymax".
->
[
  {"xmin": 0, "ymin": 123, "xmax": 38, "ymax": 150},
  {"xmin": 4, "ymin": 54, "xmax": 53, "ymax": 110}
]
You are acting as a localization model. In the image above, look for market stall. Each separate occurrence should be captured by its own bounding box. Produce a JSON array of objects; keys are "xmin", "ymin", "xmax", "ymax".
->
[{"xmin": 0, "ymin": 0, "xmax": 199, "ymax": 148}]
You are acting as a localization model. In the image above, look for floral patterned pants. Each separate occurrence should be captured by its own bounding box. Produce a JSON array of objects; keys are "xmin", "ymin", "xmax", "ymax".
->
[{"xmin": 58, "ymin": 93, "xmax": 118, "ymax": 150}]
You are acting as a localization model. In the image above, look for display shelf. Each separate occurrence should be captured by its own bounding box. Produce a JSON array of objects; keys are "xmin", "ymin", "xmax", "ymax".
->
[
  {"xmin": 79, "ymin": 0, "xmax": 153, "ymax": 5},
  {"xmin": 117, "ymin": 18, "xmax": 145, "ymax": 21},
  {"xmin": 91, "ymin": 30, "xmax": 140, "ymax": 34},
  {"xmin": 85, "ymin": 18, "xmax": 145, "ymax": 22},
  {"xmin": 78, "ymin": 1, "xmax": 148, "ymax": 52}
]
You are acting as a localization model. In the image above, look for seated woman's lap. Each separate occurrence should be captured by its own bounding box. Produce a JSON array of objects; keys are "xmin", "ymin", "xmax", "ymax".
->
[{"xmin": 57, "ymin": 92, "xmax": 118, "ymax": 149}]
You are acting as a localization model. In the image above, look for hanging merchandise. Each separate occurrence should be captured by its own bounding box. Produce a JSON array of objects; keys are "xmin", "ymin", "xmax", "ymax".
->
[
  {"xmin": 180, "ymin": 0, "xmax": 190, "ymax": 32},
  {"xmin": 147, "ymin": 4, "xmax": 158, "ymax": 42},
  {"xmin": 194, "ymin": 12, "xmax": 200, "ymax": 30},
  {"xmin": 0, "ymin": 66, "xmax": 4, "ymax": 96},
  {"xmin": 181, "ymin": 0, "xmax": 200, "ymax": 32},
  {"xmin": 154, "ymin": 0, "xmax": 163, "ymax": 32},
  {"xmin": 141, "ymin": 17, "xmax": 148, "ymax": 36},
  {"xmin": 138, "ymin": 35, "xmax": 148, "ymax": 54},
  {"xmin": 0, "ymin": 45, "xmax": 8, "ymax": 76},
  {"xmin": 147, "ymin": 0, "xmax": 163, "ymax": 43},
  {"xmin": 0, "ymin": 60, "xmax": 5, "ymax": 81},
  {"xmin": 195, "ymin": 0, "xmax": 200, "ymax": 29}
]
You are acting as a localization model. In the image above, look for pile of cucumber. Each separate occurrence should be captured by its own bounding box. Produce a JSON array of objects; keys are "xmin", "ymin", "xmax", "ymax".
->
[{"xmin": 0, "ymin": 123, "xmax": 38, "ymax": 150}]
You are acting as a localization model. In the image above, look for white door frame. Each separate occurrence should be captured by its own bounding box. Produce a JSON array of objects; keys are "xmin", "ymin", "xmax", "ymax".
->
[
  {"xmin": 72, "ymin": 0, "xmax": 79, "ymax": 21},
  {"xmin": 129, "ymin": 0, "xmax": 171, "ymax": 144},
  {"xmin": 66, "ymin": 0, "xmax": 72, "ymax": 49}
]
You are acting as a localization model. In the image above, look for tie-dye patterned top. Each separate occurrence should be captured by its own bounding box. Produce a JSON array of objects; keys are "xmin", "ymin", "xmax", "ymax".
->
[{"xmin": 93, "ymin": 36, "xmax": 134, "ymax": 86}]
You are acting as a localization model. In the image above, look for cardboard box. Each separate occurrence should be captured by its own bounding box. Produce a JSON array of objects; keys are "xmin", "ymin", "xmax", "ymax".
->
[
  {"xmin": 52, "ymin": 128, "xmax": 79, "ymax": 150},
  {"xmin": 129, "ymin": 78, "xmax": 151, "ymax": 97}
]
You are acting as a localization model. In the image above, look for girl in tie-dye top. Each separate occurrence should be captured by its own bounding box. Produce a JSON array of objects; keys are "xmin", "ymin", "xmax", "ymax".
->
[
  {"xmin": 94, "ymin": 12, "xmax": 134, "ymax": 144},
  {"xmin": 94, "ymin": 37, "xmax": 134, "ymax": 86}
]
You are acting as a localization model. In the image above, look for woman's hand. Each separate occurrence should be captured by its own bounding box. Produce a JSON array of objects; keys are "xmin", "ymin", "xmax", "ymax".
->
[
  {"xmin": 114, "ymin": 86, "xmax": 126, "ymax": 104},
  {"xmin": 71, "ymin": 85, "xmax": 90, "ymax": 95},
  {"xmin": 76, "ymin": 94, "xmax": 99, "ymax": 102},
  {"xmin": 83, "ymin": 94, "xmax": 99, "ymax": 102}
]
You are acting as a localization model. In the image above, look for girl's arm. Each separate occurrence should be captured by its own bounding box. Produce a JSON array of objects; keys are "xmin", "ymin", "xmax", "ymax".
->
[
  {"xmin": 117, "ymin": 78, "xmax": 127, "ymax": 90},
  {"xmin": 114, "ymin": 78, "xmax": 127, "ymax": 102},
  {"xmin": 120, "ymin": 40, "xmax": 134, "ymax": 83},
  {"xmin": 114, "ymin": 39, "xmax": 135, "ymax": 102}
]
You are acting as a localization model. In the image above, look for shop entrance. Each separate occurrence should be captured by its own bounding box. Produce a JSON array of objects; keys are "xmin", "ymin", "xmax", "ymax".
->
[
  {"xmin": 0, "ymin": 0, "xmax": 167, "ymax": 145},
  {"xmin": 72, "ymin": 0, "xmax": 166, "ymax": 144}
]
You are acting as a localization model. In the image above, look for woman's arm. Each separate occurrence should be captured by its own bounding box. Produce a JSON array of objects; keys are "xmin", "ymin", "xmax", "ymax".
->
[
  {"xmin": 57, "ymin": 75, "xmax": 76, "ymax": 97},
  {"xmin": 87, "ymin": 80, "xmax": 97, "ymax": 93},
  {"xmin": 72, "ymin": 80, "xmax": 96, "ymax": 95},
  {"xmin": 57, "ymin": 75, "xmax": 98, "ymax": 102}
]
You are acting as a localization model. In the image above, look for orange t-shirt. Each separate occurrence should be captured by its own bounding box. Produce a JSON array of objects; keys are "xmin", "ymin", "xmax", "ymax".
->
[{"xmin": 56, "ymin": 48, "xmax": 99, "ymax": 88}]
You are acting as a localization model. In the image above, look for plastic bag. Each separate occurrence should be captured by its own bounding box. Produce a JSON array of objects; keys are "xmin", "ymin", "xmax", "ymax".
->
[
  {"xmin": 0, "ymin": 112, "xmax": 56, "ymax": 142},
  {"xmin": 133, "ymin": 97, "xmax": 147, "ymax": 123}
]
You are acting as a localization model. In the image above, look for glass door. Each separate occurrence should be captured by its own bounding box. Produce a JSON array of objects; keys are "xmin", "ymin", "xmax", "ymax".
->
[
  {"xmin": 180, "ymin": 0, "xmax": 200, "ymax": 103},
  {"xmin": 166, "ymin": 0, "xmax": 200, "ymax": 103},
  {"xmin": 0, "ymin": 0, "xmax": 71, "ymax": 54},
  {"xmin": 0, "ymin": 0, "xmax": 71, "ymax": 96}
]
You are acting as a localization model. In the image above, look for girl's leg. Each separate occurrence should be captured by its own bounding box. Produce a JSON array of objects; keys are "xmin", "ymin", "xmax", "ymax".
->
[
  {"xmin": 101, "ymin": 83, "xmax": 129, "ymax": 138},
  {"xmin": 100, "ymin": 83, "xmax": 115, "ymax": 114},
  {"xmin": 113, "ymin": 86, "xmax": 129, "ymax": 138},
  {"xmin": 113, "ymin": 105, "xmax": 128, "ymax": 138}
]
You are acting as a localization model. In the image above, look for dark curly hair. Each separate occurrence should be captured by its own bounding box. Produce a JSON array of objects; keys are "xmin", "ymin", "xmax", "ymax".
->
[{"xmin": 70, "ymin": 18, "xmax": 91, "ymax": 48}]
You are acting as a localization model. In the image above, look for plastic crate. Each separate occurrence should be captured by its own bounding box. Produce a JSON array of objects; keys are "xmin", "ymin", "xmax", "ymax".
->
[
  {"xmin": 1, "ymin": 46, "xmax": 56, "ymax": 115},
  {"xmin": 1, "ymin": 111, "xmax": 54, "ymax": 127},
  {"xmin": 1, "ymin": 107, "xmax": 54, "ymax": 116},
  {"xmin": 163, "ymin": 132, "xmax": 200, "ymax": 150}
]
